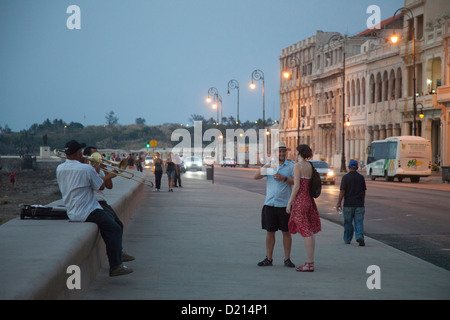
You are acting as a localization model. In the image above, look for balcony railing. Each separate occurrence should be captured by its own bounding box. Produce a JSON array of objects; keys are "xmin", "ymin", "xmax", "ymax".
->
[{"xmin": 317, "ymin": 113, "xmax": 336, "ymax": 126}]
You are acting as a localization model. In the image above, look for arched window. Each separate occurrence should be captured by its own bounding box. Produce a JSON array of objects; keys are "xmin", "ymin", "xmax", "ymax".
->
[
  {"xmin": 361, "ymin": 77, "xmax": 366, "ymax": 105},
  {"xmin": 396, "ymin": 68, "xmax": 402, "ymax": 99},
  {"xmin": 351, "ymin": 80, "xmax": 355, "ymax": 106},
  {"xmin": 383, "ymin": 71, "xmax": 389, "ymax": 101},
  {"xmin": 376, "ymin": 73, "xmax": 382, "ymax": 103},
  {"xmin": 370, "ymin": 74, "xmax": 375, "ymax": 103},
  {"xmin": 389, "ymin": 69, "xmax": 396, "ymax": 100},
  {"xmin": 356, "ymin": 78, "xmax": 361, "ymax": 106}
]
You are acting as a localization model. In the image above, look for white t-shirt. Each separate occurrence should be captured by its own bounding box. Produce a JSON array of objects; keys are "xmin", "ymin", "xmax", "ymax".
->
[
  {"xmin": 56, "ymin": 159, "xmax": 103, "ymax": 222},
  {"xmin": 94, "ymin": 170, "xmax": 107, "ymax": 202}
]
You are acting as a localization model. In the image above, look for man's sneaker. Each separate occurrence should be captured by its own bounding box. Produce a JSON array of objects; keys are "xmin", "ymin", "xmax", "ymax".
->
[
  {"xmin": 122, "ymin": 252, "xmax": 135, "ymax": 262},
  {"xmin": 110, "ymin": 264, "xmax": 133, "ymax": 277},
  {"xmin": 357, "ymin": 238, "xmax": 365, "ymax": 246},
  {"xmin": 284, "ymin": 258, "xmax": 295, "ymax": 268},
  {"xmin": 257, "ymin": 257, "xmax": 273, "ymax": 266}
]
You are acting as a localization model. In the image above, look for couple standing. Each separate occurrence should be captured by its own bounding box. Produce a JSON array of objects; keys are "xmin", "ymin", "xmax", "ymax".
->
[{"xmin": 254, "ymin": 142, "xmax": 320, "ymax": 272}]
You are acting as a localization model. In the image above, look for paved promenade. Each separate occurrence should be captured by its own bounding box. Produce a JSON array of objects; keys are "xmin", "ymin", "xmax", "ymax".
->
[{"xmin": 84, "ymin": 173, "xmax": 450, "ymax": 300}]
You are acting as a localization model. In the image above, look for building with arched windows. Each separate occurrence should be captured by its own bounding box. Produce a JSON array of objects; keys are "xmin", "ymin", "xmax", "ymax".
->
[{"xmin": 279, "ymin": 0, "xmax": 449, "ymax": 169}]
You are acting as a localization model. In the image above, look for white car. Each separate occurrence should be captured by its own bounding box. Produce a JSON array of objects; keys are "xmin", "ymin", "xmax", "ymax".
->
[
  {"xmin": 184, "ymin": 156, "xmax": 203, "ymax": 171},
  {"xmin": 221, "ymin": 157, "xmax": 236, "ymax": 168},
  {"xmin": 144, "ymin": 156, "xmax": 153, "ymax": 168},
  {"xmin": 310, "ymin": 160, "xmax": 335, "ymax": 185}
]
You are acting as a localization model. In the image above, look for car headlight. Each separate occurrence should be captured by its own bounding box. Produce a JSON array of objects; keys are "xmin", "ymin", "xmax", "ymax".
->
[{"xmin": 327, "ymin": 170, "xmax": 334, "ymax": 177}]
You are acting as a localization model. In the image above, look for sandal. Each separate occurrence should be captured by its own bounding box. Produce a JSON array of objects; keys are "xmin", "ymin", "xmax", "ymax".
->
[
  {"xmin": 296, "ymin": 262, "xmax": 314, "ymax": 272},
  {"xmin": 257, "ymin": 257, "xmax": 273, "ymax": 267}
]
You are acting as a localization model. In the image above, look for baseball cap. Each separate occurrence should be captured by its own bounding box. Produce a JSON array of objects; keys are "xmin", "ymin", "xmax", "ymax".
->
[
  {"xmin": 64, "ymin": 140, "xmax": 86, "ymax": 155},
  {"xmin": 348, "ymin": 159, "xmax": 358, "ymax": 169}
]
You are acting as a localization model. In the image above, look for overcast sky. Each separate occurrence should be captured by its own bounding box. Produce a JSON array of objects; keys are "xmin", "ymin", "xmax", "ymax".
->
[{"xmin": 0, "ymin": 0, "xmax": 403, "ymax": 132}]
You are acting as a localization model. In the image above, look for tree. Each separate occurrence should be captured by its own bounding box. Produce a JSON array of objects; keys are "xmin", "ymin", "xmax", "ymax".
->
[
  {"xmin": 135, "ymin": 117, "xmax": 146, "ymax": 125},
  {"xmin": 189, "ymin": 114, "xmax": 206, "ymax": 123},
  {"xmin": 105, "ymin": 110, "xmax": 119, "ymax": 126}
]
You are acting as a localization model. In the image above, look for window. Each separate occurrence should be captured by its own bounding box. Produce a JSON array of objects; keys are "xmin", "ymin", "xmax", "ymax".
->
[{"xmin": 416, "ymin": 14, "xmax": 424, "ymax": 40}]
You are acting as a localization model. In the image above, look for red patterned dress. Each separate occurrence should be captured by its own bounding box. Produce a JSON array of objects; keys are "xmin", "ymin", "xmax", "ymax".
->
[{"xmin": 288, "ymin": 177, "xmax": 321, "ymax": 237}]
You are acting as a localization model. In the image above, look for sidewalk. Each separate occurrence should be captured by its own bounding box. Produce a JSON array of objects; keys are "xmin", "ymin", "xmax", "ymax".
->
[{"xmin": 84, "ymin": 174, "xmax": 450, "ymax": 300}]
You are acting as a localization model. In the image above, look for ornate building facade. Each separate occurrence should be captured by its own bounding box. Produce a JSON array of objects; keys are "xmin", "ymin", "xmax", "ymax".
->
[{"xmin": 279, "ymin": 0, "xmax": 449, "ymax": 168}]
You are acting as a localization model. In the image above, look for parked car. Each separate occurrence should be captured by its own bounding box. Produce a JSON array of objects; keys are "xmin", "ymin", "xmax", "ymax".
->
[
  {"xmin": 310, "ymin": 160, "xmax": 335, "ymax": 185},
  {"xmin": 184, "ymin": 156, "xmax": 203, "ymax": 171},
  {"xmin": 221, "ymin": 157, "xmax": 236, "ymax": 168},
  {"xmin": 203, "ymin": 156, "xmax": 215, "ymax": 166},
  {"xmin": 144, "ymin": 156, "xmax": 153, "ymax": 168}
]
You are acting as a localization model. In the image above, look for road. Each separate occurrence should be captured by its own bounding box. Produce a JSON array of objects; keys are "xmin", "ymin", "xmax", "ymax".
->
[{"xmin": 181, "ymin": 166, "xmax": 450, "ymax": 271}]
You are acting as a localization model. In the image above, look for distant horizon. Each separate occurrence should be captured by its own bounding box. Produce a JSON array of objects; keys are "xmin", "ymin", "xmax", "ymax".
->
[{"xmin": 0, "ymin": 114, "xmax": 279, "ymax": 133}]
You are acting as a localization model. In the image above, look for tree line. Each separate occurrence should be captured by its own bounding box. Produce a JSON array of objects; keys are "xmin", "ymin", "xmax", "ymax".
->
[{"xmin": 0, "ymin": 112, "xmax": 276, "ymax": 155}]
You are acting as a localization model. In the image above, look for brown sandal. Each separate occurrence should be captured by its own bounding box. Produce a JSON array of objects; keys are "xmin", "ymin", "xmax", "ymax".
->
[{"xmin": 296, "ymin": 262, "xmax": 314, "ymax": 272}]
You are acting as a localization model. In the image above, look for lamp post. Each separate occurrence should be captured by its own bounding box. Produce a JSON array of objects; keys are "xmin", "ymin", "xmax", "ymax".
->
[
  {"xmin": 250, "ymin": 69, "xmax": 265, "ymax": 129},
  {"xmin": 283, "ymin": 56, "xmax": 301, "ymax": 147},
  {"xmin": 327, "ymin": 33, "xmax": 347, "ymax": 172},
  {"xmin": 391, "ymin": 7, "xmax": 416, "ymax": 136},
  {"xmin": 227, "ymin": 79, "xmax": 240, "ymax": 126},
  {"xmin": 207, "ymin": 87, "xmax": 220, "ymax": 124}
]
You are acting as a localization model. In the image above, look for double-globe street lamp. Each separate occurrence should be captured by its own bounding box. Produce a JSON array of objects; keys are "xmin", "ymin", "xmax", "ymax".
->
[
  {"xmin": 390, "ymin": 6, "xmax": 417, "ymax": 136},
  {"xmin": 250, "ymin": 69, "xmax": 265, "ymax": 130},
  {"xmin": 227, "ymin": 79, "xmax": 240, "ymax": 126},
  {"xmin": 206, "ymin": 87, "xmax": 223, "ymax": 125},
  {"xmin": 282, "ymin": 56, "xmax": 302, "ymax": 148},
  {"xmin": 326, "ymin": 33, "xmax": 348, "ymax": 172}
]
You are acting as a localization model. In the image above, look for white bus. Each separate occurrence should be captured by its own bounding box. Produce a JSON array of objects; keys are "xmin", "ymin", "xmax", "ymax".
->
[{"xmin": 366, "ymin": 136, "xmax": 431, "ymax": 183}]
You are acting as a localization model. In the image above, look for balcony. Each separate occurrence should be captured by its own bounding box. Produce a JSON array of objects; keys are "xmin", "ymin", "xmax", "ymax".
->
[{"xmin": 317, "ymin": 113, "xmax": 336, "ymax": 126}]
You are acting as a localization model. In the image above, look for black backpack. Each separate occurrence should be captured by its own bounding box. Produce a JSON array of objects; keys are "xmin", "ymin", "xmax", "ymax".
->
[{"xmin": 309, "ymin": 161, "xmax": 322, "ymax": 198}]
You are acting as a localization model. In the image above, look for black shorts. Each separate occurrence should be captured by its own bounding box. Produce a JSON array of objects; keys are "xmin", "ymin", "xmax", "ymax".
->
[{"xmin": 261, "ymin": 205, "xmax": 289, "ymax": 232}]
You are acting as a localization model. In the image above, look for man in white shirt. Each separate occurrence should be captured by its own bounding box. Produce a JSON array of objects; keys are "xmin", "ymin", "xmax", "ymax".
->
[
  {"xmin": 83, "ymin": 146, "xmax": 134, "ymax": 262},
  {"xmin": 56, "ymin": 140, "xmax": 133, "ymax": 277}
]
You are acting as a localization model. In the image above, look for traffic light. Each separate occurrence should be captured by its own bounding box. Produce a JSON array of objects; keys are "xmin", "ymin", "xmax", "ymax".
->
[{"xmin": 146, "ymin": 142, "xmax": 150, "ymax": 148}]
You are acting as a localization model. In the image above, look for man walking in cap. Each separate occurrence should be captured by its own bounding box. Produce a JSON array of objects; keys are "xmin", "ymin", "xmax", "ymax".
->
[
  {"xmin": 336, "ymin": 159, "xmax": 367, "ymax": 246},
  {"xmin": 254, "ymin": 141, "xmax": 296, "ymax": 267},
  {"xmin": 56, "ymin": 140, "xmax": 133, "ymax": 276}
]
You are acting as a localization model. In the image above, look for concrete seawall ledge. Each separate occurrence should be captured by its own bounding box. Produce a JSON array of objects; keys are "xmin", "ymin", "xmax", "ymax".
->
[{"xmin": 0, "ymin": 176, "xmax": 144, "ymax": 300}]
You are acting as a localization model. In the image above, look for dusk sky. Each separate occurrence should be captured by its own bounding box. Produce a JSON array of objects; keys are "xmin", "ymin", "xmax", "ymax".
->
[{"xmin": 0, "ymin": 0, "xmax": 403, "ymax": 132}]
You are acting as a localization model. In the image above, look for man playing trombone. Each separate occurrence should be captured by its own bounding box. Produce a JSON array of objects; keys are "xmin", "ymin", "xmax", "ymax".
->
[
  {"xmin": 83, "ymin": 146, "xmax": 135, "ymax": 263},
  {"xmin": 56, "ymin": 140, "xmax": 133, "ymax": 277}
]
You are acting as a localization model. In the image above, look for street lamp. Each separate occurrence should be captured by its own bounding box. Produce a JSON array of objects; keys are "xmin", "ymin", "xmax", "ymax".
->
[
  {"xmin": 250, "ymin": 69, "xmax": 265, "ymax": 129},
  {"xmin": 207, "ymin": 87, "xmax": 221, "ymax": 124},
  {"xmin": 282, "ymin": 56, "xmax": 301, "ymax": 147},
  {"xmin": 391, "ymin": 6, "xmax": 417, "ymax": 136},
  {"xmin": 227, "ymin": 79, "xmax": 240, "ymax": 126},
  {"xmin": 417, "ymin": 103, "xmax": 424, "ymax": 119},
  {"xmin": 345, "ymin": 114, "xmax": 351, "ymax": 127},
  {"xmin": 327, "ymin": 33, "xmax": 347, "ymax": 172}
]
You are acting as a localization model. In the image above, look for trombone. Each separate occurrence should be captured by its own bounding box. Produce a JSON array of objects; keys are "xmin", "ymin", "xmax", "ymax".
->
[{"xmin": 54, "ymin": 149, "xmax": 154, "ymax": 187}]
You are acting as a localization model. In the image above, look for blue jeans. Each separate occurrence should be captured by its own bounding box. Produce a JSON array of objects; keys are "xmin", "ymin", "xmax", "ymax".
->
[
  {"xmin": 86, "ymin": 209, "xmax": 123, "ymax": 269},
  {"xmin": 343, "ymin": 207, "xmax": 365, "ymax": 243}
]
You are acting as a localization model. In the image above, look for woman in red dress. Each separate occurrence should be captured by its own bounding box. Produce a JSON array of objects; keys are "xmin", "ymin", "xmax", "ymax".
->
[{"xmin": 286, "ymin": 144, "xmax": 321, "ymax": 272}]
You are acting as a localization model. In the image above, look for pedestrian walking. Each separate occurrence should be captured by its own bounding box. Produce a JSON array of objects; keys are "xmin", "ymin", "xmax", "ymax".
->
[
  {"xmin": 153, "ymin": 152, "xmax": 163, "ymax": 191},
  {"xmin": 165, "ymin": 153, "xmax": 176, "ymax": 192},
  {"xmin": 336, "ymin": 159, "xmax": 367, "ymax": 246},
  {"xmin": 254, "ymin": 141, "xmax": 296, "ymax": 268},
  {"xmin": 286, "ymin": 144, "xmax": 321, "ymax": 272}
]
